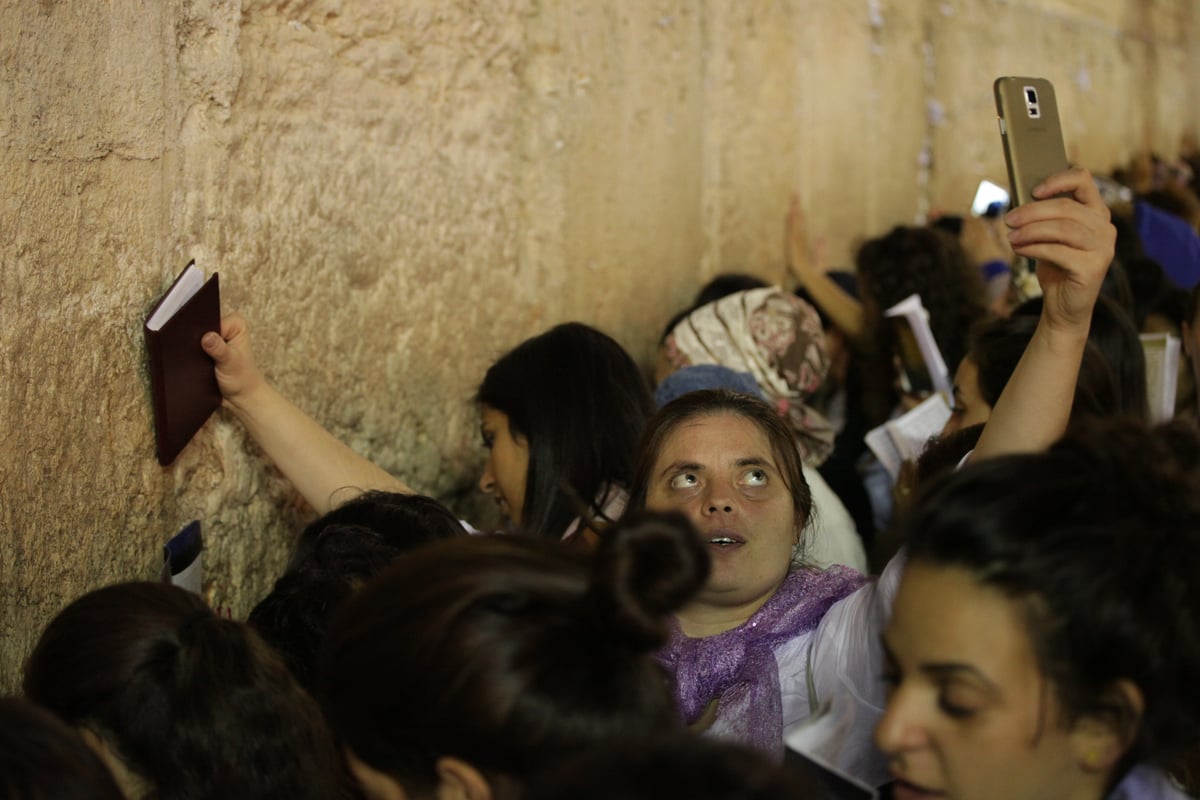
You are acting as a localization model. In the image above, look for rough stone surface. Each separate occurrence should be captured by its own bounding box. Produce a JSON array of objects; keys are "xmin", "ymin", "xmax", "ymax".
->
[{"xmin": 2, "ymin": 0, "xmax": 1198, "ymax": 690}]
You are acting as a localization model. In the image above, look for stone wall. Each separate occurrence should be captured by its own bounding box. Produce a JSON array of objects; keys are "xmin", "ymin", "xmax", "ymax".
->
[{"xmin": 2, "ymin": 0, "xmax": 1197, "ymax": 689}]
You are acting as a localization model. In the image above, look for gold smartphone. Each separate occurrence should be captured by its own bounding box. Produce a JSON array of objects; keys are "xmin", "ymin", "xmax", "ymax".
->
[{"xmin": 993, "ymin": 77, "xmax": 1069, "ymax": 207}]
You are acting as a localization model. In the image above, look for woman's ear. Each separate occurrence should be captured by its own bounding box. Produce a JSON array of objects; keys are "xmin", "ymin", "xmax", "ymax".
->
[
  {"xmin": 435, "ymin": 756, "xmax": 492, "ymax": 800},
  {"xmin": 78, "ymin": 727, "xmax": 152, "ymax": 800},
  {"xmin": 345, "ymin": 749, "xmax": 410, "ymax": 800},
  {"xmin": 1069, "ymin": 679, "xmax": 1145, "ymax": 774}
]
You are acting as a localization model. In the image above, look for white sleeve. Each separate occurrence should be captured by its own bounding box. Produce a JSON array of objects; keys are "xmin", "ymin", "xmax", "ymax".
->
[
  {"xmin": 783, "ymin": 550, "xmax": 907, "ymax": 789},
  {"xmin": 802, "ymin": 465, "xmax": 868, "ymax": 573}
]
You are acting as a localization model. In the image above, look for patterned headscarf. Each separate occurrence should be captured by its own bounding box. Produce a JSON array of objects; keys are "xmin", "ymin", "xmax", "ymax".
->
[{"xmin": 661, "ymin": 287, "xmax": 835, "ymax": 465}]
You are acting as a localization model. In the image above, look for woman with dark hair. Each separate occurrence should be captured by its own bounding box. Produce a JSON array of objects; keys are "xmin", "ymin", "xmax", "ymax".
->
[
  {"xmin": 787, "ymin": 204, "xmax": 989, "ymax": 427},
  {"xmin": 23, "ymin": 582, "xmax": 349, "ymax": 800},
  {"xmin": 317, "ymin": 510, "xmax": 709, "ymax": 800},
  {"xmin": 1011, "ymin": 294, "xmax": 1148, "ymax": 423},
  {"xmin": 249, "ymin": 491, "xmax": 466, "ymax": 691},
  {"xmin": 475, "ymin": 322, "xmax": 652, "ymax": 539},
  {"xmin": 202, "ymin": 320, "xmax": 652, "ymax": 543},
  {"xmin": 656, "ymin": 286, "xmax": 868, "ymax": 573},
  {"xmin": 0, "ymin": 697, "xmax": 125, "ymax": 800},
  {"xmin": 627, "ymin": 388, "xmax": 891, "ymax": 782},
  {"xmin": 877, "ymin": 419, "xmax": 1200, "ymax": 799},
  {"xmin": 941, "ymin": 310, "xmax": 1130, "ymax": 439},
  {"xmin": 624, "ymin": 167, "xmax": 1116, "ymax": 788},
  {"xmin": 910, "ymin": 294, "xmax": 1148, "ymax": 516}
]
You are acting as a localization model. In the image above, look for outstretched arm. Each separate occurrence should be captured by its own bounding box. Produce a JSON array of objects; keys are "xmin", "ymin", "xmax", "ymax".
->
[
  {"xmin": 202, "ymin": 314, "xmax": 413, "ymax": 513},
  {"xmin": 973, "ymin": 167, "xmax": 1116, "ymax": 460},
  {"xmin": 786, "ymin": 194, "xmax": 867, "ymax": 342}
]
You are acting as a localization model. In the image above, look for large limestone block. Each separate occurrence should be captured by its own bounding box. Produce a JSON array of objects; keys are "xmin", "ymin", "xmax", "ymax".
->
[{"xmin": 2, "ymin": 0, "xmax": 1198, "ymax": 693}]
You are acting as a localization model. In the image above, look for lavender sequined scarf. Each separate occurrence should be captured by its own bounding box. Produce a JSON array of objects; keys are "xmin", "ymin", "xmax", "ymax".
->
[
  {"xmin": 658, "ymin": 565, "xmax": 868, "ymax": 758},
  {"xmin": 1108, "ymin": 765, "xmax": 1192, "ymax": 800}
]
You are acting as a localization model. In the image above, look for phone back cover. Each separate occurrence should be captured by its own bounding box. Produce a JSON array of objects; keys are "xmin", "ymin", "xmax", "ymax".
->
[
  {"xmin": 994, "ymin": 77, "xmax": 1068, "ymax": 207},
  {"xmin": 144, "ymin": 267, "xmax": 222, "ymax": 465}
]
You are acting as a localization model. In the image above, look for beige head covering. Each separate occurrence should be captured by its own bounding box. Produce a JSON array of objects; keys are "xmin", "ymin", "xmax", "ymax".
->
[{"xmin": 662, "ymin": 287, "xmax": 835, "ymax": 465}]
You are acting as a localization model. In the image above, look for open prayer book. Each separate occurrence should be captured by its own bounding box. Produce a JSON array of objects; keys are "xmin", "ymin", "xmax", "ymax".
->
[
  {"xmin": 1140, "ymin": 332, "xmax": 1181, "ymax": 424},
  {"xmin": 883, "ymin": 294, "xmax": 952, "ymax": 401},
  {"xmin": 865, "ymin": 393, "xmax": 953, "ymax": 481}
]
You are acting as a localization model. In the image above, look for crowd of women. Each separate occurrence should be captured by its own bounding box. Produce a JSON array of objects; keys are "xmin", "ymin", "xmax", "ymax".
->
[{"xmin": 7, "ymin": 156, "xmax": 1200, "ymax": 800}]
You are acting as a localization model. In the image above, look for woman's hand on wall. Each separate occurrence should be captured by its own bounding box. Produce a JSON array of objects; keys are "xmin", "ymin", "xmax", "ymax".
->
[
  {"xmin": 201, "ymin": 312, "xmax": 412, "ymax": 514},
  {"xmin": 785, "ymin": 192, "xmax": 828, "ymax": 281},
  {"xmin": 785, "ymin": 193, "xmax": 866, "ymax": 341}
]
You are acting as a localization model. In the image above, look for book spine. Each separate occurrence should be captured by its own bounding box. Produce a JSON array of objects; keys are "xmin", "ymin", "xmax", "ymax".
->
[{"xmin": 144, "ymin": 325, "xmax": 172, "ymax": 465}]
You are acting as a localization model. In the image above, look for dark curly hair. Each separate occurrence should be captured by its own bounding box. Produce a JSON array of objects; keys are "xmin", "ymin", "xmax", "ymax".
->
[{"xmin": 855, "ymin": 225, "xmax": 988, "ymax": 423}]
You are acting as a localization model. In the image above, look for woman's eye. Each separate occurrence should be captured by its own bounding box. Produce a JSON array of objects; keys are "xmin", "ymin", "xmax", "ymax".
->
[
  {"xmin": 669, "ymin": 473, "xmax": 699, "ymax": 490},
  {"xmin": 481, "ymin": 433, "xmax": 494, "ymax": 449},
  {"xmin": 937, "ymin": 682, "xmax": 983, "ymax": 720},
  {"xmin": 938, "ymin": 696, "xmax": 977, "ymax": 720},
  {"xmin": 741, "ymin": 469, "xmax": 768, "ymax": 486}
]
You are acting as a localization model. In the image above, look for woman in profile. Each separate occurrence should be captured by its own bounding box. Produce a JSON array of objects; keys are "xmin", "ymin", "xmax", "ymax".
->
[
  {"xmin": 202, "ymin": 320, "xmax": 652, "ymax": 544},
  {"xmin": 877, "ymin": 419, "xmax": 1200, "ymax": 799}
]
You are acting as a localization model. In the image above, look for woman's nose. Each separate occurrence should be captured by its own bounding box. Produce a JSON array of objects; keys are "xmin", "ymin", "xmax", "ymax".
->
[
  {"xmin": 478, "ymin": 459, "xmax": 495, "ymax": 494},
  {"xmin": 874, "ymin": 685, "xmax": 928, "ymax": 755},
  {"xmin": 702, "ymin": 486, "xmax": 736, "ymax": 516}
]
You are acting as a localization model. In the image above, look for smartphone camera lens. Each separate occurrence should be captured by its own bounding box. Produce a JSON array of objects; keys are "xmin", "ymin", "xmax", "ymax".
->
[{"xmin": 1023, "ymin": 86, "xmax": 1041, "ymax": 118}]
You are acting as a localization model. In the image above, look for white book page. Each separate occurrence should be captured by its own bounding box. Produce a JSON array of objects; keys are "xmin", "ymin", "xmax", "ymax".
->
[
  {"xmin": 146, "ymin": 264, "xmax": 204, "ymax": 331},
  {"xmin": 865, "ymin": 425, "xmax": 904, "ymax": 482},
  {"xmin": 887, "ymin": 393, "xmax": 953, "ymax": 463}
]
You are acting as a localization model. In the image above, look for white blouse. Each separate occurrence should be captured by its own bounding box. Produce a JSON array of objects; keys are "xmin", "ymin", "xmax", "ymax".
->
[{"xmin": 779, "ymin": 551, "xmax": 907, "ymax": 792}]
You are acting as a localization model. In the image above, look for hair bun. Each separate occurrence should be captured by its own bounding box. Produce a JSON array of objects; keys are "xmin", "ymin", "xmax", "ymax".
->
[{"xmin": 585, "ymin": 510, "xmax": 710, "ymax": 651}]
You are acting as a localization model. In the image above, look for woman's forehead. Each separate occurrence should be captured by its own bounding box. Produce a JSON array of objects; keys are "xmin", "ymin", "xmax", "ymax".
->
[
  {"xmin": 656, "ymin": 413, "xmax": 775, "ymax": 462},
  {"xmin": 889, "ymin": 562, "xmax": 1041, "ymax": 684}
]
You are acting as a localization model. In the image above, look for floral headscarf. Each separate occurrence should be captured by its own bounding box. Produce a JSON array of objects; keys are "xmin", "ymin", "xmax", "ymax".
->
[{"xmin": 662, "ymin": 287, "xmax": 834, "ymax": 465}]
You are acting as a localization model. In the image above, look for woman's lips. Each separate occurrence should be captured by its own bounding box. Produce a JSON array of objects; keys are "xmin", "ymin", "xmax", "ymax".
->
[
  {"xmin": 891, "ymin": 777, "xmax": 946, "ymax": 800},
  {"xmin": 703, "ymin": 528, "xmax": 746, "ymax": 551}
]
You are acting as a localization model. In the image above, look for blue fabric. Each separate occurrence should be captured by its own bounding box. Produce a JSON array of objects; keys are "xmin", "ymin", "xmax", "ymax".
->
[
  {"xmin": 655, "ymin": 364, "xmax": 767, "ymax": 408},
  {"xmin": 1134, "ymin": 201, "xmax": 1200, "ymax": 290},
  {"xmin": 980, "ymin": 258, "xmax": 1011, "ymax": 282}
]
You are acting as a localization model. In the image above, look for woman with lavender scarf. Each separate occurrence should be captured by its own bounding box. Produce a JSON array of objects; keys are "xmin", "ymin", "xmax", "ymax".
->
[{"xmin": 623, "ymin": 167, "xmax": 1123, "ymax": 794}]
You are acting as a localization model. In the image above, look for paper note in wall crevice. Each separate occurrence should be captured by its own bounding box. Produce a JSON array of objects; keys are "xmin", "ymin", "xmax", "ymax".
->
[{"xmin": 160, "ymin": 520, "xmax": 203, "ymax": 595}]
